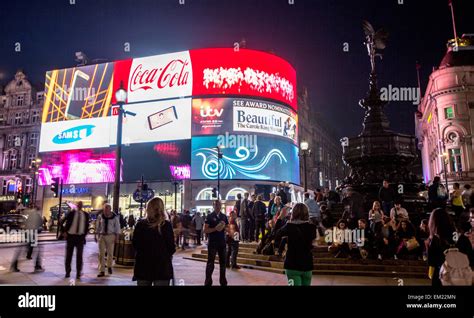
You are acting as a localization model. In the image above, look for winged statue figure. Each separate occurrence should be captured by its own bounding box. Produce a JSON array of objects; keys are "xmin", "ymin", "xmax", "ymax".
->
[{"xmin": 362, "ymin": 20, "xmax": 389, "ymax": 74}]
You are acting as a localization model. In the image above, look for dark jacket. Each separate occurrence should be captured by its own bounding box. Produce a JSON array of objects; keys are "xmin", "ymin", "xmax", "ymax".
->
[
  {"xmin": 252, "ymin": 200, "xmax": 267, "ymax": 222},
  {"xmin": 456, "ymin": 234, "xmax": 474, "ymax": 267},
  {"xmin": 61, "ymin": 210, "xmax": 89, "ymax": 243},
  {"xmin": 275, "ymin": 222, "xmax": 316, "ymax": 272},
  {"xmin": 277, "ymin": 189, "xmax": 288, "ymax": 205},
  {"xmin": 132, "ymin": 219, "xmax": 176, "ymax": 281},
  {"xmin": 378, "ymin": 186, "xmax": 395, "ymax": 203}
]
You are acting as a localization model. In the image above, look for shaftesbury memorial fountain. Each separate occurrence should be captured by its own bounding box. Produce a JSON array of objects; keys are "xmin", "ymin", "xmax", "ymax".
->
[{"xmin": 341, "ymin": 21, "xmax": 425, "ymax": 218}]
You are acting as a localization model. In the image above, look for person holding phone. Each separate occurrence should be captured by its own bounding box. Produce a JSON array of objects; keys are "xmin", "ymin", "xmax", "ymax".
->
[{"xmin": 204, "ymin": 200, "xmax": 228, "ymax": 286}]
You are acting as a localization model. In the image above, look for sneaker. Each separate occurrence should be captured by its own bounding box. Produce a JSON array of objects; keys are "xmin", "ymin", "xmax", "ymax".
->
[
  {"xmin": 108, "ymin": 268, "xmax": 112, "ymax": 275},
  {"xmin": 394, "ymin": 255, "xmax": 398, "ymax": 260},
  {"xmin": 377, "ymin": 254, "xmax": 382, "ymax": 261},
  {"xmin": 97, "ymin": 272, "xmax": 105, "ymax": 277},
  {"xmin": 422, "ymin": 255, "xmax": 428, "ymax": 262},
  {"xmin": 10, "ymin": 267, "xmax": 20, "ymax": 272},
  {"xmin": 65, "ymin": 273, "xmax": 70, "ymax": 278},
  {"xmin": 231, "ymin": 265, "xmax": 241, "ymax": 270}
]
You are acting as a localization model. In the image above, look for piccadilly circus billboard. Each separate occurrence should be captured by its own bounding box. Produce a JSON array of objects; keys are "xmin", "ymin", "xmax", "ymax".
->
[{"xmin": 38, "ymin": 48, "xmax": 298, "ymax": 185}]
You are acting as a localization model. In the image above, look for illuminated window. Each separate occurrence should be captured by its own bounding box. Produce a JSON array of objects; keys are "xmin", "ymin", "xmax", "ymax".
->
[
  {"xmin": 196, "ymin": 187, "xmax": 221, "ymax": 200},
  {"xmin": 225, "ymin": 187, "xmax": 246, "ymax": 200},
  {"xmin": 444, "ymin": 107, "xmax": 454, "ymax": 119},
  {"xmin": 449, "ymin": 148, "xmax": 462, "ymax": 172}
]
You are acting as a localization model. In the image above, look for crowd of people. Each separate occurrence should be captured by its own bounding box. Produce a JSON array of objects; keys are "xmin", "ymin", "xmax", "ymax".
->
[{"xmin": 8, "ymin": 178, "xmax": 473, "ymax": 287}]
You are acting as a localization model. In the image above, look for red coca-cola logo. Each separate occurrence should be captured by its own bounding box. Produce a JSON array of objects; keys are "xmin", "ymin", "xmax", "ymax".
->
[{"xmin": 129, "ymin": 59, "xmax": 190, "ymax": 92}]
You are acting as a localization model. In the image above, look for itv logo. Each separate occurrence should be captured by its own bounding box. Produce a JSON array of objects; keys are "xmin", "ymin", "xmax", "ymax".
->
[{"xmin": 52, "ymin": 125, "xmax": 95, "ymax": 144}]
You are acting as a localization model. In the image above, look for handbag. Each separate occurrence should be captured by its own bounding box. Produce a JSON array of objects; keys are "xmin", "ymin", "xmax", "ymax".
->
[{"xmin": 406, "ymin": 237, "xmax": 420, "ymax": 251}]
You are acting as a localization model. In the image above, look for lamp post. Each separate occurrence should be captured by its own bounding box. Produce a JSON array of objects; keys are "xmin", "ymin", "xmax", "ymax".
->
[
  {"xmin": 300, "ymin": 141, "xmax": 311, "ymax": 192},
  {"xmin": 173, "ymin": 181, "xmax": 179, "ymax": 211},
  {"xmin": 216, "ymin": 145, "xmax": 224, "ymax": 198},
  {"xmin": 113, "ymin": 82, "xmax": 127, "ymax": 214}
]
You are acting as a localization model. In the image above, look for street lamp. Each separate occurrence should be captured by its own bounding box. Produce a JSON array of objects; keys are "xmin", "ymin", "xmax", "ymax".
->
[
  {"xmin": 113, "ymin": 82, "xmax": 127, "ymax": 214},
  {"xmin": 439, "ymin": 151, "xmax": 450, "ymax": 191},
  {"xmin": 300, "ymin": 141, "xmax": 311, "ymax": 192},
  {"xmin": 216, "ymin": 145, "xmax": 225, "ymax": 198}
]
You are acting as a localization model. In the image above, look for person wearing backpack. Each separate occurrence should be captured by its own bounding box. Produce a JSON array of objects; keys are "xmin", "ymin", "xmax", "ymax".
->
[{"xmin": 427, "ymin": 208, "xmax": 455, "ymax": 286}]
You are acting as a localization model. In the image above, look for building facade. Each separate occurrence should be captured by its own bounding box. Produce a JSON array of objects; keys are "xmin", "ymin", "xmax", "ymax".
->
[
  {"xmin": 0, "ymin": 70, "xmax": 43, "ymax": 213},
  {"xmin": 416, "ymin": 35, "xmax": 474, "ymax": 189},
  {"xmin": 298, "ymin": 87, "xmax": 346, "ymax": 191}
]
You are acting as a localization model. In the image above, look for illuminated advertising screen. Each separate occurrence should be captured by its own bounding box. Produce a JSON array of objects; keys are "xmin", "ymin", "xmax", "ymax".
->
[
  {"xmin": 189, "ymin": 49, "xmax": 296, "ymax": 110},
  {"xmin": 191, "ymin": 135, "xmax": 299, "ymax": 184},
  {"xmin": 192, "ymin": 97, "xmax": 297, "ymax": 143},
  {"xmin": 112, "ymin": 48, "xmax": 296, "ymax": 109},
  {"xmin": 39, "ymin": 140, "xmax": 191, "ymax": 185},
  {"xmin": 39, "ymin": 48, "xmax": 297, "ymax": 185}
]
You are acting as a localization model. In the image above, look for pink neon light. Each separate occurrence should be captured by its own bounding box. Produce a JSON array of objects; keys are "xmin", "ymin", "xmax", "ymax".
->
[
  {"xmin": 38, "ymin": 151, "xmax": 119, "ymax": 185},
  {"xmin": 170, "ymin": 165, "xmax": 191, "ymax": 180}
]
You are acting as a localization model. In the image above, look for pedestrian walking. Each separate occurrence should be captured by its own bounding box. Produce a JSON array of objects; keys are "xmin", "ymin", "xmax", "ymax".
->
[
  {"xmin": 192, "ymin": 212, "xmax": 205, "ymax": 245},
  {"xmin": 204, "ymin": 200, "xmax": 228, "ymax": 286},
  {"xmin": 95, "ymin": 204, "xmax": 121, "ymax": 277}
]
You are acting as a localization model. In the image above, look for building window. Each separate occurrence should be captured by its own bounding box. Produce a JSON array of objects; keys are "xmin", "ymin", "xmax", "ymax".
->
[
  {"xmin": 25, "ymin": 178, "xmax": 33, "ymax": 194},
  {"xmin": 444, "ymin": 107, "xmax": 454, "ymax": 119},
  {"xmin": 31, "ymin": 110, "xmax": 40, "ymax": 124},
  {"xmin": 9, "ymin": 153, "xmax": 17, "ymax": 170},
  {"xmin": 449, "ymin": 148, "xmax": 462, "ymax": 172},
  {"xmin": 30, "ymin": 133, "xmax": 39, "ymax": 146},
  {"xmin": 195, "ymin": 187, "xmax": 221, "ymax": 200},
  {"xmin": 16, "ymin": 95, "xmax": 24, "ymax": 106},
  {"xmin": 14, "ymin": 112, "xmax": 22, "ymax": 125},
  {"xmin": 27, "ymin": 153, "xmax": 36, "ymax": 166}
]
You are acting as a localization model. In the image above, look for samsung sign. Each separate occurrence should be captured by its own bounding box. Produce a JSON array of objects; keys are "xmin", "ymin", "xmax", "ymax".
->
[
  {"xmin": 39, "ymin": 117, "xmax": 111, "ymax": 152},
  {"xmin": 52, "ymin": 125, "xmax": 95, "ymax": 144}
]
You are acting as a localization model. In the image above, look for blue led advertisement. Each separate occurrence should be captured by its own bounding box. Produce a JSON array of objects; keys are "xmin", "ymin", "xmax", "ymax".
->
[{"xmin": 191, "ymin": 135, "xmax": 299, "ymax": 183}]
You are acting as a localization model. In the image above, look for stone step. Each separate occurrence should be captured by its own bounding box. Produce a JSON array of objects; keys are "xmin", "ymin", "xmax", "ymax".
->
[
  {"xmin": 190, "ymin": 253, "xmax": 427, "ymax": 274},
  {"xmin": 186, "ymin": 255, "xmax": 427, "ymax": 279},
  {"xmin": 199, "ymin": 250, "xmax": 427, "ymax": 267}
]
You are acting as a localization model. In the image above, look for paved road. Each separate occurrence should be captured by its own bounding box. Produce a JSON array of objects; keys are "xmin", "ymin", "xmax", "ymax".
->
[{"xmin": 0, "ymin": 239, "xmax": 430, "ymax": 286}]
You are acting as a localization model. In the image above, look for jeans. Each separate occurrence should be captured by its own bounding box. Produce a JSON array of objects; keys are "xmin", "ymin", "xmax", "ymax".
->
[
  {"xmin": 98, "ymin": 234, "xmax": 116, "ymax": 273},
  {"xmin": 248, "ymin": 219, "xmax": 255, "ymax": 241},
  {"xmin": 286, "ymin": 269, "xmax": 312, "ymax": 286},
  {"xmin": 65, "ymin": 235, "xmax": 85, "ymax": 275},
  {"xmin": 205, "ymin": 243, "xmax": 227, "ymax": 286},
  {"xmin": 226, "ymin": 240, "xmax": 239, "ymax": 267},
  {"xmin": 381, "ymin": 201, "xmax": 393, "ymax": 216},
  {"xmin": 195, "ymin": 230, "xmax": 202, "ymax": 245},
  {"xmin": 137, "ymin": 280, "xmax": 170, "ymax": 286},
  {"xmin": 240, "ymin": 218, "xmax": 249, "ymax": 241}
]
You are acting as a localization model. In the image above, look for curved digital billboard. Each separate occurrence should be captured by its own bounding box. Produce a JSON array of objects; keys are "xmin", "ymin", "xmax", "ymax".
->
[
  {"xmin": 39, "ymin": 48, "xmax": 298, "ymax": 185},
  {"xmin": 191, "ymin": 135, "xmax": 299, "ymax": 184}
]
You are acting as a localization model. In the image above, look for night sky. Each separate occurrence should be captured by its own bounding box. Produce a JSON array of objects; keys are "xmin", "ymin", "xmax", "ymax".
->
[{"xmin": 0, "ymin": 0, "xmax": 471, "ymax": 138}]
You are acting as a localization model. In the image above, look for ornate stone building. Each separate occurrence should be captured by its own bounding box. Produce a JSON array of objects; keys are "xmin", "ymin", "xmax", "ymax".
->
[
  {"xmin": 0, "ymin": 70, "xmax": 43, "ymax": 212},
  {"xmin": 416, "ymin": 34, "xmax": 474, "ymax": 189},
  {"xmin": 298, "ymin": 87, "xmax": 346, "ymax": 191}
]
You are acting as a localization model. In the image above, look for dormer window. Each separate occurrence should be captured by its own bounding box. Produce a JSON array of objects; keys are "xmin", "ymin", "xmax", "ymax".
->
[{"xmin": 16, "ymin": 95, "xmax": 24, "ymax": 106}]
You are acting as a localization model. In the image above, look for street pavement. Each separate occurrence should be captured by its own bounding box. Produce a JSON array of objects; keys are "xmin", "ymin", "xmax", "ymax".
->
[{"xmin": 0, "ymin": 236, "xmax": 430, "ymax": 286}]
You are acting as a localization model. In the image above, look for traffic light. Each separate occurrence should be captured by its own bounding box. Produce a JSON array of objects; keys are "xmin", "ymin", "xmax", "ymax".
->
[
  {"xmin": 17, "ymin": 188, "xmax": 23, "ymax": 200},
  {"xmin": 51, "ymin": 177, "xmax": 60, "ymax": 197},
  {"xmin": 212, "ymin": 187, "xmax": 217, "ymax": 198},
  {"xmin": 23, "ymin": 194, "xmax": 30, "ymax": 206}
]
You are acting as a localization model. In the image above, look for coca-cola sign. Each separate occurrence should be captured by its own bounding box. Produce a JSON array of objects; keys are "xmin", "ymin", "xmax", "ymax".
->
[{"xmin": 124, "ymin": 51, "xmax": 193, "ymax": 102}]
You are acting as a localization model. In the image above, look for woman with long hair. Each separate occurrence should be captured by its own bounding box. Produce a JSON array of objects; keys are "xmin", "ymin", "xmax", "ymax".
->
[
  {"xmin": 274, "ymin": 203, "xmax": 316, "ymax": 286},
  {"xmin": 427, "ymin": 208, "xmax": 455, "ymax": 286},
  {"xmin": 132, "ymin": 197, "xmax": 176, "ymax": 286}
]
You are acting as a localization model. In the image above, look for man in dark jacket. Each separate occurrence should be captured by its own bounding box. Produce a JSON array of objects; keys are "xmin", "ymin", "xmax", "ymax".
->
[
  {"xmin": 61, "ymin": 201, "xmax": 89, "ymax": 279},
  {"xmin": 180, "ymin": 210, "xmax": 192, "ymax": 249},
  {"xmin": 378, "ymin": 180, "xmax": 396, "ymax": 216},
  {"xmin": 204, "ymin": 200, "xmax": 229, "ymax": 286},
  {"xmin": 240, "ymin": 192, "xmax": 250, "ymax": 242},
  {"xmin": 248, "ymin": 194, "xmax": 256, "ymax": 242},
  {"xmin": 268, "ymin": 193, "xmax": 275, "ymax": 221},
  {"xmin": 253, "ymin": 195, "xmax": 267, "ymax": 243}
]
